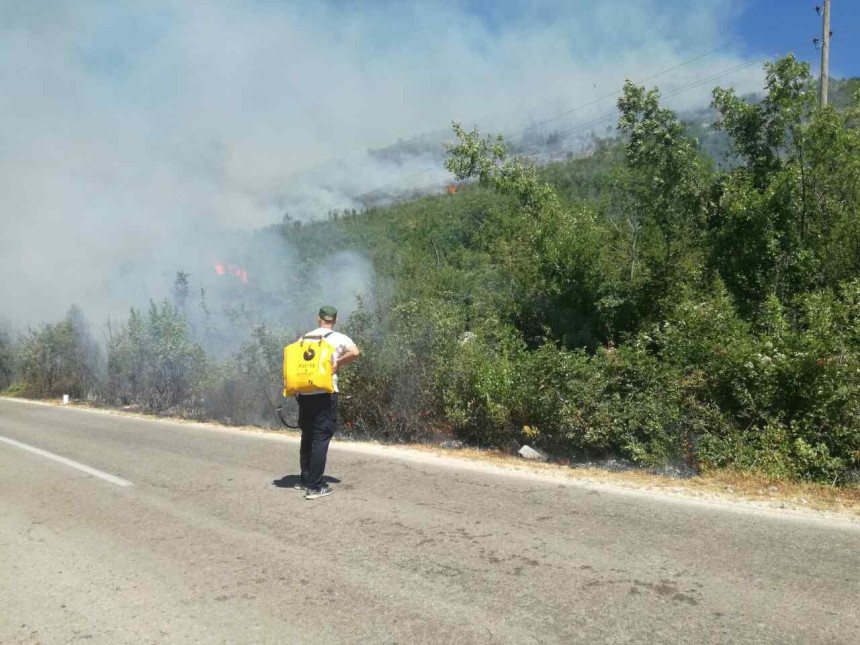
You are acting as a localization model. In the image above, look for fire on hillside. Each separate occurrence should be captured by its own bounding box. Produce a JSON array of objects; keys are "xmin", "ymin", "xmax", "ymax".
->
[{"xmin": 215, "ymin": 263, "xmax": 248, "ymax": 285}]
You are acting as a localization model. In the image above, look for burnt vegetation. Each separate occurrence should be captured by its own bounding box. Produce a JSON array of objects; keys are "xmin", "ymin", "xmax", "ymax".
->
[{"xmin": 4, "ymin": 59, "xmax": 860, "ymax": 485}]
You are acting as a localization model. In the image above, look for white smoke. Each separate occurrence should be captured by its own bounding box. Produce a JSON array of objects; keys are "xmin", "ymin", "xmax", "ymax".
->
[{"xmin": 0, "ymin": 0, "xmax": 766, "ymax": 328}]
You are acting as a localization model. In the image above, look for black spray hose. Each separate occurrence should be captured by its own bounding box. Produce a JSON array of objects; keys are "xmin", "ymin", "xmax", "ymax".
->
[{"xmin": 276, "ymin": 400, "xmax": 300, "ymax": 429}]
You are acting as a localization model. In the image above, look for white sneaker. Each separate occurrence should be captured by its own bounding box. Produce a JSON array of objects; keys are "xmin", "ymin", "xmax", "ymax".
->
[{"xmin": 304, "ymin": 485, "xmax": 333, "ymax": 500}]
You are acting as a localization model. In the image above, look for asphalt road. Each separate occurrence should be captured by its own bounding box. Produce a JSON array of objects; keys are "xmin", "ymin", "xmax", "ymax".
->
[{"xmin": 1, "ymin": 398, "xmax": 858, "ymax": 644}]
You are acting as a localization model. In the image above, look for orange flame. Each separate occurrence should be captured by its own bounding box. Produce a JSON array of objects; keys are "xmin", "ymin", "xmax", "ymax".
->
[
  {"xmin": 446, "ymin": 185, "xmax": 458, "ymax": 194},
  {"xmin": 214, "ymin": 263, "xmax": 248, "ymax": 284}
]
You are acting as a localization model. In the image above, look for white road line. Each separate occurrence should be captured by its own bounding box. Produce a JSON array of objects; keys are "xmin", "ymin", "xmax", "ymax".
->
[{"xmin": 0, "ymin": 436, "xmax": 133, "ymax": 487}]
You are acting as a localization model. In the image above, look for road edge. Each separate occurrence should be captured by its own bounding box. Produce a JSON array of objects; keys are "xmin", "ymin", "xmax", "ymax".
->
[{"xmin": 2, "ymin": 395, "xmax": 858, "ymax": 528}]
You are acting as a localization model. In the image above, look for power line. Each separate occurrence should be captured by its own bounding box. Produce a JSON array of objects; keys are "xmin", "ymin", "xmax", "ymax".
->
[
  {"xmin": 352, "ymin": 43, "xmax": 743, "ymax": 201},
  {"xmin": 362, "ymin": 53, "xmax": 778, "ymax": 201},
  {"xmin": 516, "ymin": 42, "xmax": 736, "ymax": 136},
  {"xmin": 558, "ymin": 54, "xmax": 773, "ymax": 139},
  {"xmin": 518, "ymin": 53, "xmax": 775, "ymax": 154}
]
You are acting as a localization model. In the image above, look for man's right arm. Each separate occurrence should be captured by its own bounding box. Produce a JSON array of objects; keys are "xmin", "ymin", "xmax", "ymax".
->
[{"xmin": 332, "ymin": 344, "xmax": 360, "ymax": 374}]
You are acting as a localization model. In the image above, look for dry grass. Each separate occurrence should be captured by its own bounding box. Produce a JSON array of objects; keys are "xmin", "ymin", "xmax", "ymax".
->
[{"xmin": 404, "ymin": 443, "xmax": 860, "ymax": 517}]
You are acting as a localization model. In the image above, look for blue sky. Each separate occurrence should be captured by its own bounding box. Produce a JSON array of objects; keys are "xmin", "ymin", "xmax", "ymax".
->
[
  {"xmin": 735, "ymin": 0, "xmax": 858, "ymax": 78},
  {"xmin": 460, "ymin": 0, "xmax": 858, "ymax": 78}
]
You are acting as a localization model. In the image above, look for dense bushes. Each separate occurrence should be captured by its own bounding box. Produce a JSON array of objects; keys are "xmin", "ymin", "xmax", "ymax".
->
[
  {"xmin": 337, "ymin": 300, "xmax": 467, "ymax": 442},
  {"xmin": 18, "ymin": 306, "xmax": 101, "ymax": 399},
  {"xmin": 104, "ymin": 303, "xmax": 297, "ymax": 426},
  {"xmin": 106, "ymin": 302, "xmax": 206, "ymax": 412},
  {"xmin": 391, "ymin": 281, "xmax": 859, "ymax": 482},
  {"xmin": 0, "ymin": 324, "xmax": 19, "ymax": 392}
]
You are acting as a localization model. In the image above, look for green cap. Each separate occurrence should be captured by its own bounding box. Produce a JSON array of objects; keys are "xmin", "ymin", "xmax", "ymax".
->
[{"xmin": 318, "ymin": 305, "xmax": 338, "ymax": 322}]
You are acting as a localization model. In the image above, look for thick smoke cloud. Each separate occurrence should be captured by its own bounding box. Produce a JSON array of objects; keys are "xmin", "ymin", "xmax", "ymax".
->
[{"xmin": 0, "ymin": 0, "xmax": 763, "ymax": 329}]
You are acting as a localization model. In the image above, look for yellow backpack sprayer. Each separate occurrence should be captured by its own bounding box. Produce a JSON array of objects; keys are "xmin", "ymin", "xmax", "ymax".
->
[
  {"xmin": 277, "ymin": 332, "xmax": 337, "ymax": 428},
  {"xmin": 283, "ymin": 331, "xmax": 337, "ymax": 396}
]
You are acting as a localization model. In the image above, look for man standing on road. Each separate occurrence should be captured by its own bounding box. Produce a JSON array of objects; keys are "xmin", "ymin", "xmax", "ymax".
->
[{"xmin": 296, "ymin": 306, "xmax": 360, "ymax": 500}]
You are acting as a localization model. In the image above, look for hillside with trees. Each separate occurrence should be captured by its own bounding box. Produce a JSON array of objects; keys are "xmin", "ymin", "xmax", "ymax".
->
[{"xmin": 3, "ymin": 56, "xmax": 859, "ymax": 485}]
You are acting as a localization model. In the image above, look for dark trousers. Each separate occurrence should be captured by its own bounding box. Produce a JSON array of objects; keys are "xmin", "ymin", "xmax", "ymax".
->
[{"xmin": 298, "ymin": 392, "xmax": 338, "ymax": 491}]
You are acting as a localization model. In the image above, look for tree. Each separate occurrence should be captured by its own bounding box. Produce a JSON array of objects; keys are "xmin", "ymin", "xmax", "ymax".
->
[
  {"xmin": 107, "ymin": 301, "xmax": 205, "ymax": 411},
  {"xmin": 445, "ymin": 122, "xmax": 561, "ymax": 217},
  {"xmin": 444, "ymin": 121, "xmax": 604, "ymax": 347},
  {"xmin": 709, "ymin": 55, "xmax": 860, "ymax": 310},
  {"xmin": 19, "ymin": 306, "xmax": 102, "ymax": 399},
  {"xmin": 615, "ymin": 80, "xmax": 709, "ymax": 309},
  {"xmin": 0, "ymin": 322, "xmax": 18, "ymax": 391},
  {"xmin": 173, "ymin": 271, "xmax": 190, "ymax": 314}
]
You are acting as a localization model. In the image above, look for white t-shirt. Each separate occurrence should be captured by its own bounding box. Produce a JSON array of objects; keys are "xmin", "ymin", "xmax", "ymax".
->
[{"xmin": 300, "ymin": 327, "xmax": 356, "ymax": 394}]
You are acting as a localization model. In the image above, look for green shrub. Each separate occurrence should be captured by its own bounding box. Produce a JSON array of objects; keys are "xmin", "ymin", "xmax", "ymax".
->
[
  {"xmin": 340, "ymin": 299, "xmax": 466, "ymax": 442},
  {"xmin": 19, "ymin": 306, "xmax": 101, "ymax": 399},
  {"xmin": 107, "ymin": 301, "xmax": 206, "ymax": 412}
]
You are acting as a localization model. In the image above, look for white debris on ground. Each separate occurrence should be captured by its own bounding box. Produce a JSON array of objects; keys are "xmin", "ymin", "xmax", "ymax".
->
[{"xmin": 518, "ymin": 445, "xmax": 549, "ymax": 461}]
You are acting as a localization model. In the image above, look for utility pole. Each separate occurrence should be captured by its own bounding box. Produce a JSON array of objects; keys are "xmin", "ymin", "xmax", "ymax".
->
[{"xmin": 818, "ymin": 0, "xmax": 832, "ymax": 107}]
